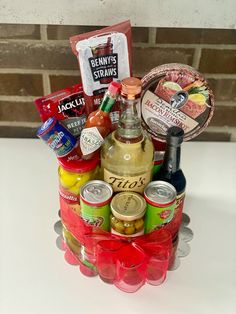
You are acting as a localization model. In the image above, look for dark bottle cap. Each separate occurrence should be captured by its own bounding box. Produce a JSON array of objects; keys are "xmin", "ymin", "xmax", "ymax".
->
[{"xmin": 167, "ymin": 126, "xmax": 184, "ymax": 146}]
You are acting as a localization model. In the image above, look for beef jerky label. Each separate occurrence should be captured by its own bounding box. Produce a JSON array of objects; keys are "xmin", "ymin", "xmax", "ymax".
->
[
  {"xmin": 60, "ymin": 115, "xmax": 86, "ymax": 137},
  {"xmin": 58, "ymin": 92, "xmax": 86, "ymax": 137},
  {"xmin": 89, "ymin": 53, "xmax": 118, "ymax": 81},
  {"xmin": 58, "ymin": 94, "xmax": 85, "ymax": 115},
  {"xmin": 80, "ymin": 127, "xmax": 104, "ymax": 155}
]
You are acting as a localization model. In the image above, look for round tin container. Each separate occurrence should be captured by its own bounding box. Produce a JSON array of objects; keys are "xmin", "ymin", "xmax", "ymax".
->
[
  {"xmin": 37, "ymin": 117, "xmax": 77, "ymax": 157},
  {"xmin": 141, "ymin": 63, "xmax": 215, "ymax": 143},
  {"xmin": 144, "ymin": 181, "xmax": 176, "ymax": 233},
  {"xmin": 80, "ymin": 180, "xmax": 113, "ymax": 231},
  {"xmin": 110, "ymin": 192, "xmax": 146, "ymax": 237}
]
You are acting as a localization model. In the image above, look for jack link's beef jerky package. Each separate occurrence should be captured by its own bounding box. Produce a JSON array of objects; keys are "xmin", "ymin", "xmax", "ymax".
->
[
  {"xmin": 35, "ymin": 84, "xmax": 86, "ymax": 138},
  {"xmin": 70, "ymin": 20, "xmax": 132, "ymax": 129}
]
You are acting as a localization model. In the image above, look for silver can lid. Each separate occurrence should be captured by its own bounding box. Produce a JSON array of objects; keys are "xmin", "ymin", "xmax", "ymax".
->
[
  {"xmin": 144, "ymin": 180, "xmax": 176, "ymax": 206},
  {"xmin": 111, "ymin": 192, "xmax": 146, "ymax": 221},
  {"xmin": 80, "ymin": 180, "xmax": 113, "ymax": 205}
]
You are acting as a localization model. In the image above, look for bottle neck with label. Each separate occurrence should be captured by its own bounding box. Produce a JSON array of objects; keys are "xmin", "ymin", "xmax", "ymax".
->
[
  {"xmin": 99, "ymin": 92, "xmax": 117, "ymax": 113},
  {"xmin": 115, "ymin": 77, "xmax": 143, "ymax": 143},
  {"xmin": 154, "ymin": 126, "xmax": 186, "ymax": 195}
]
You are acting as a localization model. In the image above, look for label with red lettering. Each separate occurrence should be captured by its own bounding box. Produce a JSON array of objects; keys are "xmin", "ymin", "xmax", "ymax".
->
[
  {"xmin": 142, "ymin": 90, "xmax": 199, "ymax": 137},
  {"xmin": 59, "ymin": 186, "xmax": 80, "ymax": 204},
  {"xmin": 141, "ymin": 64, "xmax": 215, "ymax": 142}
]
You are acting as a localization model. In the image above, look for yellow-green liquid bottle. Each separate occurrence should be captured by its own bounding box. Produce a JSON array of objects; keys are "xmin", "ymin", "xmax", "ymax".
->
[{"xmin": 101, "ymin": 77, "xmax": 154, "ymax": 194}]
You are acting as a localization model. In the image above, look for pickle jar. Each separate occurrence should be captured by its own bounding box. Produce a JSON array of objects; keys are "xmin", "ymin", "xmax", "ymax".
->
[
  {"xmin": 58, "ymin": 157, "xmax": 100, "ymax": 196},
  {"xmin": 110, "ymin": 192, "xmax": 146, "ymax": 237},
  {"xmin": 58, "ymin": 157, "xmax": 100, "ymax": 277},
  {"xmin": 58, "ymin": 156, "xmax": 100, "ymax": 218}
]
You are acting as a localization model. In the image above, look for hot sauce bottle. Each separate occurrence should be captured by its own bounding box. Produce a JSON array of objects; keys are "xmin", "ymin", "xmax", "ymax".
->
[
  {"xmin": 80, "ymin": 81, "xmax": 121, "ymax": 160},
  {"xmin": 153, "ymin": 126, "xmax": 186, "ymax": 239}
]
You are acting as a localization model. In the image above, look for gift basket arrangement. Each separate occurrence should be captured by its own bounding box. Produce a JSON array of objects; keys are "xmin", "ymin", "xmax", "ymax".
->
[{"xmin": 35, "ymin": 20, "xmax": 214, "ymax": 293}]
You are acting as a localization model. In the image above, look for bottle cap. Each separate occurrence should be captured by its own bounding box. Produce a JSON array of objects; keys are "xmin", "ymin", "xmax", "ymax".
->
[
  {"xmin": 108, "ymin": 81, "xmax": 121, "ymax": 96},
  {"xmin": 80, "ymin": 180, "xmax": 113, "ymax": 206},
  {"xmin": 167, "ymin": 126, "xmax": 184, "ymax": 146},
  {"xmin": 58, "ymin": 156, "xmax": 99, "ymax": 173},
  {"xmin": 121, "ymin": 77, "xmax": 142, "ymax": 100}
]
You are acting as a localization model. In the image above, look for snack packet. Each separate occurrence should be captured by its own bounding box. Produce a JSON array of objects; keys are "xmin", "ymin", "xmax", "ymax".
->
[
  {"xmin": 35, "ymin": 84, "xmax": 86, "ymax": 138},
  {"xmin": 70, "ymin": 20, "xmax": 132, "ymax": 129}
]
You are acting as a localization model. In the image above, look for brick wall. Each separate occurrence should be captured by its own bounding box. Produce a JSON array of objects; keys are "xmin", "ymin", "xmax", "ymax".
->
[{"xmin": 0, "ymin": 24, "xmax": 235, "ymax": 141}]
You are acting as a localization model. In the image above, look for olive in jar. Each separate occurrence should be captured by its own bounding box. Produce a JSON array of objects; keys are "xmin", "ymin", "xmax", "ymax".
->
[{"xmin": 110, "ymin": 192, "xmax": 146, "ymax": 237}]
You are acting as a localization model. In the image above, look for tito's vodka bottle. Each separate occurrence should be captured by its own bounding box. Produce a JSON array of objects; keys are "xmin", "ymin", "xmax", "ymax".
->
[{"xmin": 101, "ymin": 77, "xmax": 154, "ymax": 194}]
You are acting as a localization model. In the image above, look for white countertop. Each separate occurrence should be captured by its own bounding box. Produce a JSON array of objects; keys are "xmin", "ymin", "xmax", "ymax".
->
[{"xmin": 0, "ymin": 139, "xmax": 236, "ymax": 314}]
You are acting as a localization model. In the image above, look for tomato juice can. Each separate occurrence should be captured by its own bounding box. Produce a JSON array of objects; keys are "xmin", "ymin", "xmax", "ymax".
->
[
  {"xmin": 37, "ymin": 117, "xmax": 77, "ymax": 157},
  {"xmin": 80, "ymin": 180, "xmax": 113, "ymax": 231},
  {"xmin": 144, "ymin": 181, "xmax": 176, "ymax": 234}
]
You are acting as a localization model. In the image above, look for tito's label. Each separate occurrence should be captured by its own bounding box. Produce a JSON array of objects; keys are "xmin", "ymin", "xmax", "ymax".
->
[{"xmin": 103, "ymin": 168, "xmax": 151, "ymax": 194}]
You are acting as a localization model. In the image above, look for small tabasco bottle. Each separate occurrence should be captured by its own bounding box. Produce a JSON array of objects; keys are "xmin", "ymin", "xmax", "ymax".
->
[
  {"xmin": 80, "ymin": 81, "xmax": 121, "ymax": 160},
  {"xmin": 153, "ymin": 126, "xmax": 186, "ymax": 239}
]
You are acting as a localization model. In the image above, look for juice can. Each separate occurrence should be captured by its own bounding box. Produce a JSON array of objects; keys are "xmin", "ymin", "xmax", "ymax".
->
[
  {"xmin": 144, "ymin": 181, "xmax": 176, "ymax": 233},
  {"xmin": 37, "ymin": 117, "xmax": 77, "ymax": 157},
  {"xmin": 80, "ymin": 180, "xmax": 113, "ymax": 231}
]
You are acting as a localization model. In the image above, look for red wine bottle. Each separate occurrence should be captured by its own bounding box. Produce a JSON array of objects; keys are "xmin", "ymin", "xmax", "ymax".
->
[{"xmin": 153, "ymin": 126, "xmax": 186, "ymax": 238}]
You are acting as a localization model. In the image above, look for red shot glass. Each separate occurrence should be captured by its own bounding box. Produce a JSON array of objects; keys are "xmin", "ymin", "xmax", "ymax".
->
[
  {"xmin": 96, "ymin": 240, "xmax": 125, "ymax": 284},
  {"xmin": 144, "ymin": 245, "xmax": 170, "ymax": 286},
  {"xmin": 114, "ymin": 243, "xmax": 147, "ymax": 293}
]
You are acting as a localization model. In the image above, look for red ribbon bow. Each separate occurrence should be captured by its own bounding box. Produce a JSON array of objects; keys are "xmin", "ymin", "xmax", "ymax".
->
[{"xmin": 61, "ymin": 201, "xmax": 173, "ymax": 291}]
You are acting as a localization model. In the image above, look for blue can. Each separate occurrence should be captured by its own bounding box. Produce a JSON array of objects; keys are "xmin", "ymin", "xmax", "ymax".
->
[{"xmin": 37, "ymin": 117, "xmax": 77, "ymax": 157}]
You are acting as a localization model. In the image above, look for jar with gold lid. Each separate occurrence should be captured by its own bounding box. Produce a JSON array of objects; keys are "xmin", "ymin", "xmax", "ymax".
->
[{"xmin": 110, "ymin": 192, "xmax": 146, "ymax": 237}]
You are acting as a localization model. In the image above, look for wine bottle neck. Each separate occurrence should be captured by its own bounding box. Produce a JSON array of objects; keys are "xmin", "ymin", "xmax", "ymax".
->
[{"xmin": 162, "ymin": 144, "xmax": 181, "ymax": 174}]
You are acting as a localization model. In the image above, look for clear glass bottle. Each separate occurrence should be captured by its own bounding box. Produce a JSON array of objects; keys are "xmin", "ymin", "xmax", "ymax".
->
[{"xmin": 101, "ymin": 77, "xmax": 154, "ymax": 194}]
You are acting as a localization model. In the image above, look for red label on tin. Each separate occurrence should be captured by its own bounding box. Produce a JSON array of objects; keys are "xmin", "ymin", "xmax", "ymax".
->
[{"xmin": 59, "ymin": 186, "xmax": 80, "ymax": 203}]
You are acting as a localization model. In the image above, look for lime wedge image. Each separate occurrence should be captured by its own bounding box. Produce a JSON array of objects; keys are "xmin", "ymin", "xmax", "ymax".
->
[{"xmin": 163, "ymin": 81, "xmax": 182, "ymax": 91}]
